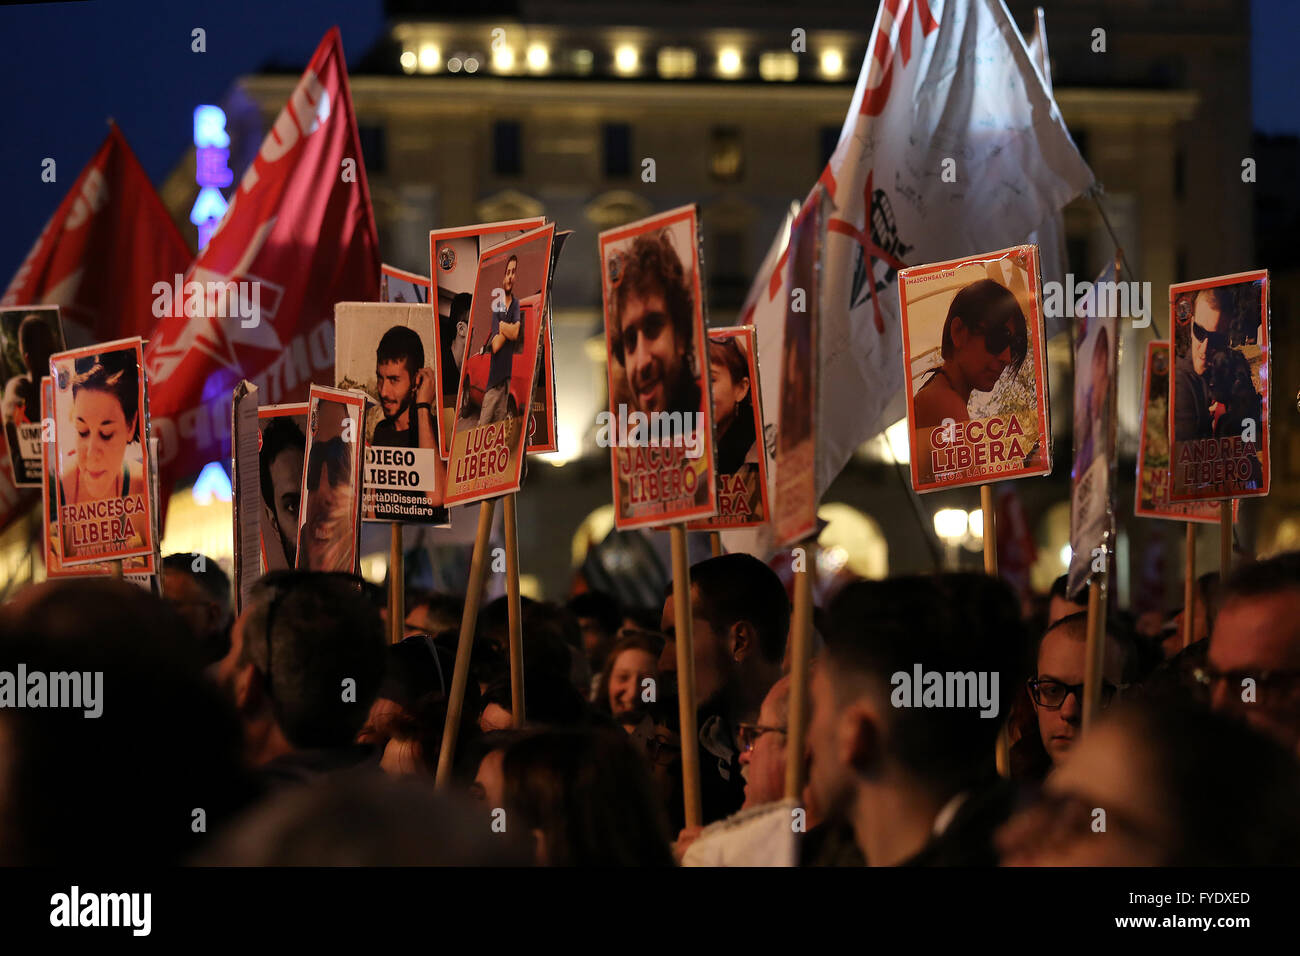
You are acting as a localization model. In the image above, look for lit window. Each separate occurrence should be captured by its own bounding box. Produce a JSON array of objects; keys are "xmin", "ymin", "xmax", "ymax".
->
[
  {"xmin": 418, "ymin": 44, "xmax": 440, "ymax": 73},
  {"xmin": 820, "ymin": 48, "xmax": 845, "ymax": 79},
  {"xmin": 400, "ymin": 50, "xmax": 417, "ymax": 74},
  {"xmin": 657, "ymin": 47, "xmax": 696, "ymax": 79},
  {"xmin": 526, "ymin": 43, "xmax": 549, "ymax": 72},
  {"xmin": 759, "ymin": 51, "xmax": 798, "ymax": 82},
  {"xmin": 614, "ymin": 45, "xmax": 639, "ymax": 75},
  {"xmin": 717, "ymin": 47, "xmax": 742, "ymax": 78}
]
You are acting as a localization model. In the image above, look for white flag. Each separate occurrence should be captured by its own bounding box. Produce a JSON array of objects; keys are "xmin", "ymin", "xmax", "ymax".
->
[{"xmin": 743, "ymin": 0, "xmax": 1094, "ymax": 511}]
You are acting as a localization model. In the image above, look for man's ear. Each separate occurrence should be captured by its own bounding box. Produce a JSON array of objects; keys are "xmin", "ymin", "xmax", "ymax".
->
[
  {"xmin": 730, "ymin": 621, "xmax": 758, "ymax": 663},
  {"xmin": 839, "ymin": 699, "xmax": 883, "ymax": 778},
  {"xmin": 233, "ymin": 660, "xmax": 261, "ymax": 715}
]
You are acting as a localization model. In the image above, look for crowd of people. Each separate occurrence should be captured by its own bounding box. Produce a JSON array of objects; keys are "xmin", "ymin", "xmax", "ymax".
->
[{"xmin": 1, "ymin": 546, "xmax": 1298, "ymax": 867}]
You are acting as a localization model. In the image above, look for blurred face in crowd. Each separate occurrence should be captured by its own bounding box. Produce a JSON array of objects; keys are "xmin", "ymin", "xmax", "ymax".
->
[
  {"xmin": 163, "ymin": 569, "xmax": 220, "ymax": 641},
  {"xmin": 621, "ymin": 283, "xmax": 686, "ymax": 416},
  {"xmin": 998, "ymin": 716, "xmax": 1173, "ymax": 866},
  {"xmin": 1047, "ymin": 592, "xmax": 1086, "ymax": 626},
  {"xmin": 660, "ymin": 584, "xmax": 733, "ymax": 710},
  {"xmin": 381, "ymin": 737, "xmax": 421, "ymax": 776},
  {"xmin": 1190, "ymin": 292, "xmax": 1225, "ymax": 376},
  {"xmin": 1032, "ymin": 627, "xmax": 1123, "ymax": 764},
  {"xmin": 807, "ymin": 660, "xmax": 863, "ymax": 821},
  {"xmin": 1207, "ymin": 591, "xmax": 1300, "ymax": 756},
  {"xmin": 479, "ymin": 703, "xmax": 513, "ymax": 733},
  {"xmin": 357, "ymin": 697, "xmax": 404, "ymax": 747},
  {"xmin": 740, "ymin": 678, "xmax": 789, "ymax": 809},
  {"xmin": 471, "ymin": 749, "xmax": 507, "ymax": 808},
  {"xmin": 608, "ymin": 648, "xmax": 657, "ymax": 718}
]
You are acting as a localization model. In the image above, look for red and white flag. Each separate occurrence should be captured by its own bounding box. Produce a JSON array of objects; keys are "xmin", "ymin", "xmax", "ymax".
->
[
  {"xmin": 144, "ymin": 27, "xmax": 380, "ymax": 490},
  {"xmin": 0, "ymin": 122, "xmax": 191, "ymax": 535},
  {"xmin": 738, "ymin": 0, "xmax": 1093, "ymax": 526}
]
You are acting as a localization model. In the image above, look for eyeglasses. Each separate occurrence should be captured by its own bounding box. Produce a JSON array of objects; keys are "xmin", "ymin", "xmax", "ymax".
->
[
  {"xmin": 1026, "ymin": 677, "xmax": 1118, "ymax": 710},
  {"xmin": 737, "ymin": 722, "xmax": 787, "ymax": 753},
  {"xmin": 1190, "ymin": 665, "xmax": 1300, "ymax": 705},
  {"xmin": 1191, "ymin": 322, "xmax": 1229, "ymax": 350},
  {"xmin": 258, "ymin": 571, "xmax": 366, "ymax": 705},
  {"xmin": 980, "ymin": 321, "xmax": 1027, "ymax": 360}
]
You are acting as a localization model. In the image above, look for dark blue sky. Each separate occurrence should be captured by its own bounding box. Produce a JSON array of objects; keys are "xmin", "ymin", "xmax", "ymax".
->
[{"xmin": 0, "ymin": 0, "xmax": 1297, "ymax": 279}]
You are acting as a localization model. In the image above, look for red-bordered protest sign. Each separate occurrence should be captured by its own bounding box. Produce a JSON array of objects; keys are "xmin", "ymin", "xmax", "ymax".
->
[
  {"xmin": 444, "ymin": 224, "xmax": 555, "ymax": 507},
  {"xmin": 1167, "ymin": 270, "xmax": 1269, "ymax": 502},
  {"xmin": 379, "ymin": 264, "xmax": 431, "ymax": 305},
  {"xmin": 295, "ymin": 385, "xmax": 366, "ymax": 573},
  {"xmin": 429, "ymin": 218, "xmax": 545, "ymax": 461},
  {"xmin": 2, "ymin": 306, "xmax": 65, "ymax": 487},
  {"xmin": 688, "ymin": 326, "xmax": 769, "ymax": 531},
  {"xmin": 598, "ymin": 205, "xmax": 716, "ymax": 530},
  {"xmin": 898, "ymin": 244, "xmax": 1052, "ymax": 494},
  {"xmin": 49, "ymin": 337, "xmax": 155, "ymax": 566}
]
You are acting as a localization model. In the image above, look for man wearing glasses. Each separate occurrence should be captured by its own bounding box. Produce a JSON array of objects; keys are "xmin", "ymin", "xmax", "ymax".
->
[
  {"xmin": 1202, "ymin": 551, "xmax": 1300, "ymax": 757},
  {"xmin": 1026, "ymin": 612, "xmax": 1127, "ymax": 769},
  {"xmin": 1174, "ymin": 287, "xmax": 1232, "ymax": 442}
]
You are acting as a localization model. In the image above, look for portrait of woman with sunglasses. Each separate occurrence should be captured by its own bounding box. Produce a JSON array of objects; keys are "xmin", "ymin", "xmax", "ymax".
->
[{"xmin": 912, "ymin": 277, "xmax": 1030, "ymax": 433}]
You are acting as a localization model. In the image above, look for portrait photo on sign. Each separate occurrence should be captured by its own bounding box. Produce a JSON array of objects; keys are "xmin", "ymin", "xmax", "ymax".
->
[
  {"xmin": 50, "ymin": 337, "xmax": 154, "ymax": 565},
  {"xmin": 429, "ymin": 217, "xmax": 545, "ymax": 461},
  {"xmin": 1168, "ymin": 270, "xmax": 1269, "ymax": 501},
  {"xmin": 445, "ymin": 223, "xmax": 554, "ymax": 507},
  {"xmin": 257, "ymin": 403, "xmax": 308, "ymax": 571},
  {"xmin": 1, "ymin": 306, "xmax": 65, "ymax": 486},
  {"xmin": 689, "ymin": 327, "xmax": 768, "ymax": 530},
  {"xmin": 335, "ymin": 302, "xmax": 447, "ymax": 524},
  {"xmin": 296, "ymin": 385, "xmax": 366, "ymax": 574},
  {"xmin": 598, "ymin": 205, "xmax": 715, "ymax": 530},
  {"xmin": 898, "ymin": 244, "xmax": 1051, "ymax": 493},
  {"xmin": 380, "ymin": 264, "xmax": 431, "ymax": 305}
]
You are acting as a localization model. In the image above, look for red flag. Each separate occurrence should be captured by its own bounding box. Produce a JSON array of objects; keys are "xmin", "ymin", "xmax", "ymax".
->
[
  {"xmin": 0, "ymin": 123, "xmax": 191, "ymax": 535},
  {"xmin": 144, "ymin": 27, "xmax": 379, "ymax": 488}
]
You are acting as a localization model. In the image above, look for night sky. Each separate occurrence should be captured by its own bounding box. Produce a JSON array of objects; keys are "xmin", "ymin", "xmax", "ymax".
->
[{"xmin": 0, "ymin": 0, "xmax": 1297, "ymax": 279}]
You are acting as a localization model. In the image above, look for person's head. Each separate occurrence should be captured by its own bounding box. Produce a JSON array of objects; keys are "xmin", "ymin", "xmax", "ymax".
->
[
  {"xmin": 739, "ymin": 674, "xmax": 796, "ymax": 809},
  {"xmin": 449, "ymin": 292, "xmax": 472, "ymax": 367},
  {"xmin": 939, "ymin": 279, "xmax": 1028, "ymax": 393},
  {"xmin": 1088, "ymin": 325, "xmax": 1110, "ymax": 422},
  {"xmin": 1029, "ymin": 612, "xmax": 1126, "ymax": 764},
  {"xmin": 501, "ymin": 728, "xmax": 674, "ymax": 865},
  {"xmin": 301, "ymin": 435, "xmax": 353, "ymax": 571},
  {"xmin": 259, "ymin": 416, "xmax": 305, "ymax": 566},
  {"xmin": 501, "ymin": 254, "xmax": 518, "ymax": 297},
  {"xmin": 478, "ymin": 667, "xmax": 591, "ymax": 732},
  {"xmin": 998, "ymin": 698, "xmax": 1300, "ymax": 866},
  {"xmin": 378, "ymin": 692, "xmax": 451, "ymax": 777},
  {"xmin": 358, "ymin": 634, "xmax": 451, "ymax": 746},
  {"xmin": 468, "ymin": 730, "xmax": 532, "ymax": 808},
  {"xmin": 18, "ymin": 313, "xmax": 56, "ymax": 377},
  {"xmin": 659, "ymin": 553, "xmax": 790, "ymax": 713},
  {"xmin": 611, "ymin": 231, "xmax": 695, "ymax": 416},
  {"xmin": 1190, "ymin": 286, "xmax": 1232, "ymax": 376},
  {"xmin": 404, "ymin": 592, "xmax": 464, "ymax": 640},
  {"xmin": 567, "ymin": 589, "xmax": 623, "ymax": 673},
  {"xmin": 1206, "ymin": 552, "xmax": 1300, "ymax": 755},
  {"xmin": 216, "ymin": 571, "xmax": 385, "ymax": 759},
  {"xmin": 0, "ymin": 580, "xmax": 251, "ymax": 865},
  {"xmin": 708, "ymin": 335, "xmax": 751, "ymax": 435},
  {"xmin": 69, "ymin": 352, "xmax": 139, "ymax": 499},
  {"xmin": 375, "ymin": 325, "xmax": 424, "ymax": 422},
  {"xmin": 162, "ymin": 553, "xmax": 233, "ymax": 666},
  {"xmin": 597, "ymin": 630, "xmax": 663, "ymax": 718},
  {"xmin": 1046, "ymin": 574, "xmax": 1086, "ymax": 626},
  {"xmin": 811, "ymin": 575, "xmax": 1024, "ymax": 830}
]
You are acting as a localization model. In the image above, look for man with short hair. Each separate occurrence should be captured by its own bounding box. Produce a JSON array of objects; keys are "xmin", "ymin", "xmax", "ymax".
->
[
  {"xmin": 213, "ymin": 571, "xmax": 387, "ymax": 784},
  {"xmin": 1046, "ymin": 573, "xmax": 1086, "ymax": 626},
  {"xmin": 162, "ymin": 552, "xmax": 233, "ymax": 666},
  {"xmin": 480, "ymin": 254, "xmax": 521, "ymax": 427},
  {"xmin": 659, "ymin": 553, "xmax": 789, "ymax": 824},
  {"xmin": 1205, "ymin": 551, "xmax": 1300, "ymax": 757},
  {"xmin": 611, "ymin": 232, "xmax": 701, "ymax": 418},
  {"xmin": 808, "ymin": 574, "xmax": 1024, "ymax": 865},
  {"xmin": 372, "ymin": 325, "xmax": 436, "ymax": 450},
  {"xmin": 1027, "ymin": 612, "xmax": 1126, "ymax": 767}
]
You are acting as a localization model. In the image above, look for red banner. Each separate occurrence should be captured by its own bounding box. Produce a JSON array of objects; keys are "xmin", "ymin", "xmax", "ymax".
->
[
  {"xmin": 144, "ymin": 26, "xmax": 379, "ymax": 492},
  {"xmin": 0, "ymin": 123, "xmax": 190, "ymax": 535}
]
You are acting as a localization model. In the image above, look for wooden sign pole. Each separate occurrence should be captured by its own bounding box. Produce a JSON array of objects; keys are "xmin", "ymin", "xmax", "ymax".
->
[
  {"xmin": 1183, "ymin": 522, "xmax": 1197, "ymax": 648},
  {"xmin": 435, "ymin": 499, "xmax": 497, "ymax": 789},
  {"xmin": 670, "ymin": 524, "xmax": 703, "ymax": 829},
  {"xmin": 1082, "ymin": 569, "xmax": 1110, "ymax": 732},
  {"xmin": 981, "ymin": 484, "xmax": 998, "ymax": 575},
  {"xmin": 708, "ymin": 532, "xmax": 722, "ymax": 558},
  {"xmin": 784, "ymin": 540, "xmax": 815, "ymax": 800},
  {"xmin": 504, "ymin": 494, "xmax": 526, "ymax": 727},
  {"xmin": 388, "ymin": 524, "xmax": 404, "ymax": 645}
]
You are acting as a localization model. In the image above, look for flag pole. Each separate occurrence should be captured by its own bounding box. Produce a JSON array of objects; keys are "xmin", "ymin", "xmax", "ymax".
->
[
  {"xmin": 785, "ymin": 539, "xmax": 815, "ymax": 801},
  {"xmin": 435, "ymin": 499, "xmax": 496, "ymax": 789},
  {"xmin": 708, "ymin": 532, "xmax": 722, "ymax": 558},
  {"xmin": 1220, "ymin": 500, "xmax": 1233, "ymax": 578},
  {"xmin": 670, "ymin": 524, "xmax": 703, "ymax": 829},
  {"xmin": 981, "ymin": 485, "xmax": 998, "ymax": 575},
  {"xmin": 1082, "ymin": 568, "xmax": 1110, "ymax": 732},
  {"xmin": 388, "ymin": 524, "xmax": 404, "ymax": 645},
  {"xmin": 1183, "ymin": 522, "xmax": 1197, "ymax": 648},
  {"xmin": 504, "ymin": 494, "xmax": 526, "ymax": 727}
]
